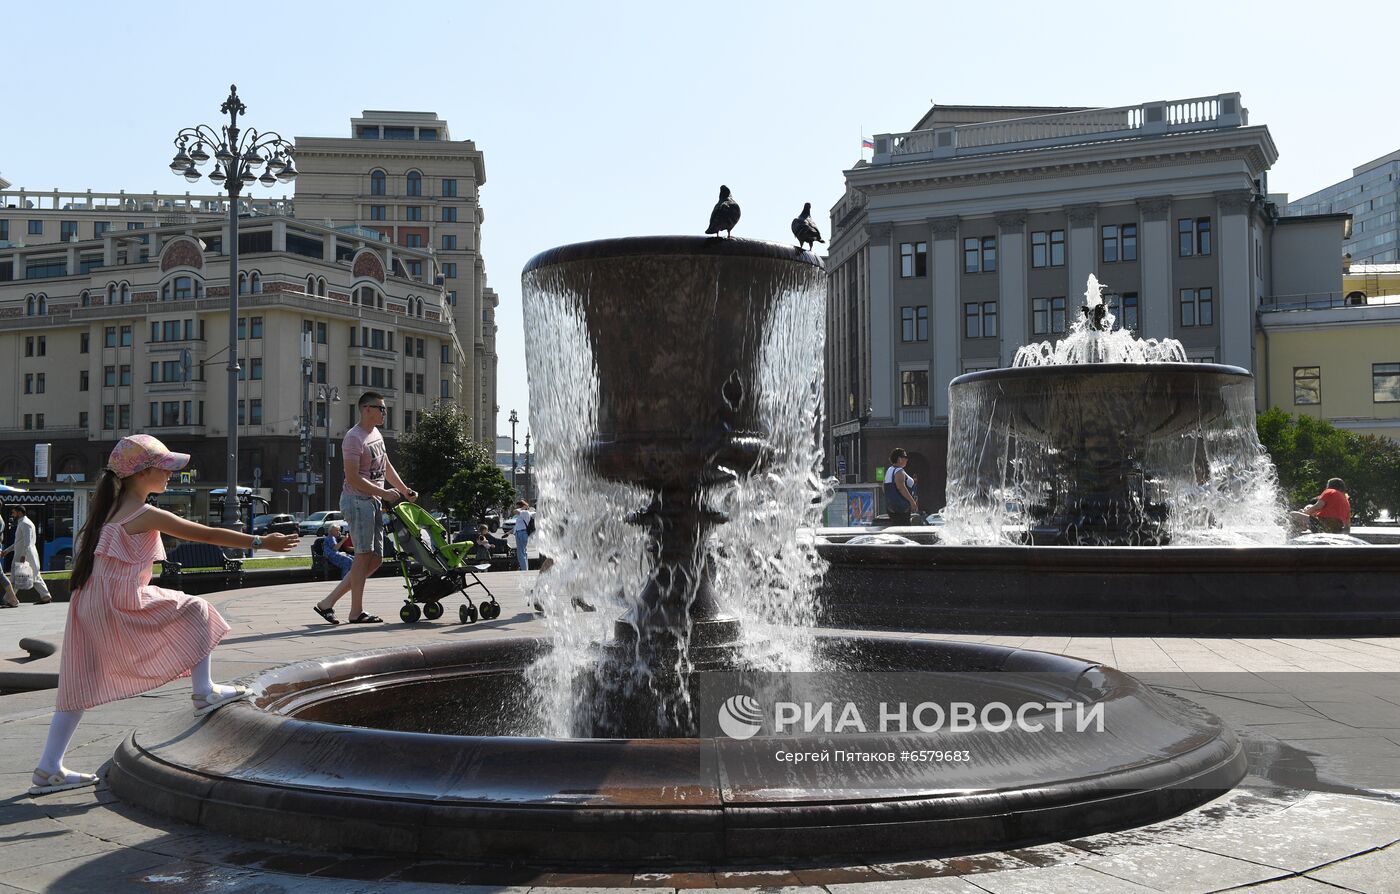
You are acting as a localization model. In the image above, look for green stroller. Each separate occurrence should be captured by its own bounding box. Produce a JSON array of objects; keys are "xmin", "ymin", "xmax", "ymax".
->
[{"xmin": 384, "ymin": 502, "xmax": 501, "ymax": 624}]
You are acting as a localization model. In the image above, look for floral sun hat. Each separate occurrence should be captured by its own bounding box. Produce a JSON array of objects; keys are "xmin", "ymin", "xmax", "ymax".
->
[{"xmin": 107, "ymin": 434, "xmax": 191, "ymax": 478}]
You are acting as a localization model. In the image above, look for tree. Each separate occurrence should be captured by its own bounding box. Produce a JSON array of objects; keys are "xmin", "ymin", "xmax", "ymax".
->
[
  {"xmin": 398, "ymin": 403, "xmax": 474, "ymax": 511},
  {"xmin": 435, "ymin": 441, "xmax": 515, "ymax": 524},
  {"xmin": 1256, "ymin": 408, "xmax": 1400, "ymax": 523}
]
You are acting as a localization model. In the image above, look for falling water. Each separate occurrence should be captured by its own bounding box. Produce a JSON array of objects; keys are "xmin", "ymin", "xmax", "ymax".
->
[
  {"xmin": 943, "ymin": 275, "xmax": 1286, "ymax": 546},
  {"xmin": 520, "ymin": 244, "xmax": 829, "ymax": 737}
]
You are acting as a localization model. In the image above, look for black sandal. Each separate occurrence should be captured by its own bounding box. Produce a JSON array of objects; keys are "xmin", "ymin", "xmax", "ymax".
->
[
  {"xmin": 348, "ymin": 612, "xmax": 384, "ymax": 624},
  {"xmin": 313, "ymin": 605, "xmax": 340, "ymax": 625}
]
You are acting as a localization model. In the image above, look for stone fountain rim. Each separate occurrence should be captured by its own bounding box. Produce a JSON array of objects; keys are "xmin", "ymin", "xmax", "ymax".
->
[
  {"xmin": 522, "ymin": 235, "xmax": 825, "ymax": 273},
  {"xmin": 950, "ymin": 361, "xmax": 1250, "ymax": 387}
]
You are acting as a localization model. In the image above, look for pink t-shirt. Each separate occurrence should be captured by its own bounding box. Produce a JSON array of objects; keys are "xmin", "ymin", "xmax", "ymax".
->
[{"xmin": 342, "ymin": 424, "xmax": 387, "ymax": 498}]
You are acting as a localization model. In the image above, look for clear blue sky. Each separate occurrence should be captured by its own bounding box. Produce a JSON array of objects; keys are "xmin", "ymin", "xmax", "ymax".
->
[{"xmin": 4, "ymin": 1, "xmax": 1395, "ymax": 438}]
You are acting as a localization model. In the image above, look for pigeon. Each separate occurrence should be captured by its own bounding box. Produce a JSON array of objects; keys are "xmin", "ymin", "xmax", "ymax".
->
[
  {"xmin": 792, "ymin": 202, "xmax": 824, "ymax": 251},
  {"xmin": 705, "ymin": 185, "xmax": 741, "ymax": 238}
]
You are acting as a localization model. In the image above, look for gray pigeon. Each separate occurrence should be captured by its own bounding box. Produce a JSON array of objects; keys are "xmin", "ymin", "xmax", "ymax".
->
[
  {"xmin": 705, "ymin": 185, "xmax": 740, "ymax": 238},
  {"xmin": 792, "ymin": 202, "xmax": 824, "ymax": 250}
]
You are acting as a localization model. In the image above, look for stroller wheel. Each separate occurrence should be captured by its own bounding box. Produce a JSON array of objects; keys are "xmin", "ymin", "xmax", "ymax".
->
[
  {"xmin": 423, "ymin": 601, "xmax": 444, "ymax": 621},
  {"xmin": 459, "ymin": 603, "xmax": 478, "ymax": 624},
  {"xmin": 479, "ymin": 602, "xmax": 499, "ymax": 620},
  {"xmin": 399, "ymin": 603, "xmax": 422, "ymax": 624}
]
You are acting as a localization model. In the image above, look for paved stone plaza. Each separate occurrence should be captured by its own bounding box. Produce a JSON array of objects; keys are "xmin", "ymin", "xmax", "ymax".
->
[{"xmin": 3, "ymin": 575, "xmax": 1400, "ymax": 892}]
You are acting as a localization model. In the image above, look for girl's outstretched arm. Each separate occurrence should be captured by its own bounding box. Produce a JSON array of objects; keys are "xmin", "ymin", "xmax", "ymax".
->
[{"xmin": 126, "ymin": 506, "xmax": 299, "ymax": 552}]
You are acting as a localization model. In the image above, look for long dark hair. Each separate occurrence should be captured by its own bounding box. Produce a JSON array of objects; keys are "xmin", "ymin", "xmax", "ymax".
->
[{"xmin": 69, "ymin": 469, "xmax": 123, "ymax": 592}]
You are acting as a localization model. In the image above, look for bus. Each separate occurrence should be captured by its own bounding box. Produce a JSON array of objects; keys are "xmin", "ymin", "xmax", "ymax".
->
[{"xmin": 0, "ymin": 489, "xmax": 80, "ymax": 572}]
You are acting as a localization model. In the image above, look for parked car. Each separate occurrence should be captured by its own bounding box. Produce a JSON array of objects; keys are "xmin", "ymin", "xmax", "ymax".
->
[
  {"xmin": 299, "ymin": 510, "xmax": 344, "ymax": 536},
  {"xmin": 252, "ymin": 513, "xmax": 298, "ymax": 536}
]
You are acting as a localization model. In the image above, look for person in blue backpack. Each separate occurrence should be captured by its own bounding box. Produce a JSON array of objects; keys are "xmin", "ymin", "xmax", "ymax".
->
[{"xmin": 883, "ymin": 448, "xmax": 919, "ymax": 526}]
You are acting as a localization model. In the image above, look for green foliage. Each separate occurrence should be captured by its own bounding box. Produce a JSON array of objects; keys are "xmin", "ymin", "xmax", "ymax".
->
[
  {"xmin": 435, "ymin": 441, "xmax": 515, "ymax": 523},
  {"xmin": 1256, "ymin": 408, "xmax": 1400, "ymax": 524},
  {"xmin": 398, "ymin": 403, "xmax": 475, "ymax": 509}
]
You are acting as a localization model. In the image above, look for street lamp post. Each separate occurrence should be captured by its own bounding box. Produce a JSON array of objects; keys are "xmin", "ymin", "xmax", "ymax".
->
[
  {"xmin": 524, "ymin": 432, "xmax": 532, "ymax": 503},
  {"xmin": 508, "ymin": 409, "xmax": 519, "ymax": 497},
  {"xmin": 169, "ymin": 84, "xmax": 296, "ymax": 530},
  {"xmin": 317, "ymin": 384, "xmax": 341, "ymax": 512}
]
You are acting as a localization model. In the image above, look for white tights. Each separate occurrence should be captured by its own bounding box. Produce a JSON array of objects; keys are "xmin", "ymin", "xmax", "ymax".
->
[{"xmin": 37, "ymin": 654, "xmax": 236, "ymax": 778}]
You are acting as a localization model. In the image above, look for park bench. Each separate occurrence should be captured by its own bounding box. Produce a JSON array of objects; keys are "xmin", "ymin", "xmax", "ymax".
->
[{"xmin": 157, "ymin": 542, "xmax": 244, "ymax": 591}]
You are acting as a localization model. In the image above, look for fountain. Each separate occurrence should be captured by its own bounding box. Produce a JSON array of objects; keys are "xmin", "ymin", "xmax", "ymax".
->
[
  {"xmin": 108, "ymin": 239, "xmax": 1246, "ymax": 866},
  {"xmin": 820, "ymin": 276, "xmax": 1400, "ymax": 635}
]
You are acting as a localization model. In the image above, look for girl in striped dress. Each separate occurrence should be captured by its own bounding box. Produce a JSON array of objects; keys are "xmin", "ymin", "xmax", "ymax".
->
[{"xmin": 29, "ymin": 435, "xmax": 298, "ymax": 796}]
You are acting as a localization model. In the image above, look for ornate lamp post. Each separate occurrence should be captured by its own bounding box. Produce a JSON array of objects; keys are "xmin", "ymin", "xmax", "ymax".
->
[
  {"xmin": 317, "ymin": 385, "xmax": 341, "ymax": 511},
  {"xmin": 508, "ymin": 409, "xmax": 519, "ymax": 496},
  {"xmin": 169, "ymin": 84, "xmax": 296, "ymax": 530}
]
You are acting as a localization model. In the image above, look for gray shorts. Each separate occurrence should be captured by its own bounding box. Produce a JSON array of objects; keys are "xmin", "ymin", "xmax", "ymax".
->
[{"xmin": 340, "ymin": 493, "xmax": 384, "ymax": 555}]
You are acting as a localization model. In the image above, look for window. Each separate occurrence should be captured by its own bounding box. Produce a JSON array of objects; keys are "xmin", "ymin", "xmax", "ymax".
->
[
  {"xmin": 36, "ymin": 373, "xmax": 45, "ymax": 394},
  {"xmin": 37, "ymin": 336, "xmax": 45, "ymax": 356},
  {"xmin": 250, "ymin": 273, "xmax": 262, "ymax": 294},
  {"xmin": 964, "ymin": 236, "xmax": 996, "ymax": 273},
  {"xmin": 405, "ymin": 206, "xmax": 423, "ymax": 221},
  {"xmin": 441, "ymin": 206, "xmax": 458, "ymax": 223},
  {"xmin": 0, "ymin": 220, "xmax": 6, "ymax": 240},
  {"xmin": 1294, "ymin": 366, "xmax": 1321, "ymax": 405},
  {"xmin": 250, "ymin": 399, "xmax": 263, "ymax": 425},
  {"xmin": 118, "ymin": 404, "xmax": 130, "ymax": 429},
  {"xmin": 23, "ymin": 414, "xmax": 31, "ymax": 430},
  {"xmin": 238, "ymin": 401, "xmax": 245, "ymax": 426},
  {"xmin": 81, "ymin": 332, "xmax": 89, "ymax": 353},
  {"xmin": 103, "ymin": 405, "xmax": 115, "ymax": 429},
  {"xmin": 1114, "ymin": 292, "xmax": 1139, "ymax": 331},
  {"xmin": 79, "ymin": 411, "xmax": 88, "ymax": 429},
  {"xmin": 120, "ymin": 325, "xmax": 132, "ymax": 346},
  {"xmin": 447, "ymin": 289, "xmax": 457, "ymax": 305},
  {"xmin": 120, "ymin": 365, "xmax": 131, "ymax": 386},
  {"xmin": 104, "ymin": 366, "xmax": 116, "ymax": 387},
  {"xmin": 250, "ymin": 357, "xmax": 263, "ymax": 380},
  {"xmin": 440, "ymin": 378, "xmax": 451, "ymax": 398},
  {"xmin": 442, "ymin": 178, "xmax": 458, "ymax": 197},
  {"xmin": 901, "ymin": 306, "xmax": 928, "ymax": 342},
  {"xmin": 1031, "ymin": 230, "xmax": 1066, "ymax": 268},
  {"xmin": 94, "ymin": 221, "xmax": 111, "ymax": 238},
  {"xmin": 1179, "ymin": 288, "xmax": 1213, "ymax": 327},
  {"xmin": 1374, "ymin": 363, "xmax": 1400, "ymax": 402},
  {"xmin": 173, "ymin": 276, "xmax": 193, "ymax": 300},
  {"xmin": 370, "ymin": 205, "xmax": 387, "ymax": 221},
  {"xmin": 442, "ymin": 262, "xmax": 457, "ymax": 278},
  {"xmin": 316, "ymin": 321, "xmax": 327, "ymax": 344},
  {"xmin": 900, "ymin": 242, "xmax": 928, "ymax": 278},
  {"xmin": 441, "ymin": 344, "xmax": 451, "ymax": 363},
  {"xmin": 24, "ymin": 336, "xmax": 33, "ymax": 357},
  {"xmin": 406, "ymin": 171, "xmax": 422, "ymax": 196},
  {"xmin": 60, "ymin": 220, "xmax": 78, "ymax": 241},
  {"xmin": 901, "ymin": 370, "xmax": 928, "ymax": 407},
  {"xmin": 407, "ymin": 260, "xmax": 423, "ymax": 279},
  {"xmin": 370, "ymin": 170, "xmax": 386, "ymax": 195},
  {"xmin": 964, "ymin": 302, "xmax": 998, "ymax": 338},
  {"xmin": 104, "ymin": 326, "xmax": 116, "ymax": 348},
  {"xmin": 1102, "ymin": 225, "xmax": 1119, "ymax": 263},
  {"xmin": 1122, "ymin": 224, "xmax": 1137, "ymax": 262},
  {"xmin": 28, "ymin": 219, "xmax": 43, "ymax": 236},
  {"xmin": 442, "ymin": 234, "xmax": 457, "ymax": 250},
  {"xmin": 1032, "ymin": 297, "xmax": 1067, "ymax": 335},
  {"xmin": 316, "ymin": 361, "xmax": 327, "ymax": 384},
  {"xmin": 80, "ymin": 370, "xmax": 89, "ymax": 391},
  {"xmin": 416, "ymin": 339, "xmax": 425, "ymax": 359},
  {"xmin": 371, "ymin": 367, "xmax": 385, "ymax": 387},
  {"xmin": 1179, "ymin": 217, "xmax": 1212, "ymax": 256},
  {"xmin": 24, "ymin": 374, "xmax": 32, "ymax": 394},
  {"xmin": 416, "ymin": 372, "xmax": 425, "ymax": 394},
  {"xmin": 404, "ymin": 233, "xmax": 423, "ymax": 248}
]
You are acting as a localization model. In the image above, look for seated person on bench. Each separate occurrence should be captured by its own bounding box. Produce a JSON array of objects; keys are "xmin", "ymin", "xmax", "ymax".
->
[
  {"xmin": 322, "ymin": 522, "xmax": 355, "ymax": 579},
  {"xmin": 474, "ymin": 524, "xmax": 511, "ymax": 563}
]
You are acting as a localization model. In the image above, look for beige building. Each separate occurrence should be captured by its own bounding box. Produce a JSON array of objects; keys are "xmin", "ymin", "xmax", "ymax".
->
[
  {"xmin": 293, "ymin": 111, "xmax": 498, "ymax": 442},
  {"xmin": 1257, "ymin": 260, "xmax": 1400, "ymax": 440},
  {"xmin": 0, "ymin": 206, "xmax": 464, "ymax": 512},
  {"xmin": 827, "ymin": 93, "xmax": 1349, "ymax": 505}
]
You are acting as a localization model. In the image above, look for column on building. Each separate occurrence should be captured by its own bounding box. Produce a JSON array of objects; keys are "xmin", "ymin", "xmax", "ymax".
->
[
  {"xmin": 323, "ymin": 233, "xmax": 337, "ymax": 264},
  {"xmin": 1137, "ymin": 197, "xmax": 1173, "ymax": 336},
  {"xmin": 1216, "ymin": 189, "xmax": 1255, "ymax": 368},
  {"xmin": 272, "ymin": 220, "xmax": 287, "ymax": 253},
  {"xmin": 866, "ymin": 222, "xmax": 894, "ymax": 422},
  {"xmin": 995, "ymin": 210, "xmax": 1029, "ymax": 367},
  {"xmin": 928, "ymin": 216, "xmax": 961, "ymax": 421},
  {"xmin": 1066, "ymin": 203, "xmax": 1098, "ymax": 308}
]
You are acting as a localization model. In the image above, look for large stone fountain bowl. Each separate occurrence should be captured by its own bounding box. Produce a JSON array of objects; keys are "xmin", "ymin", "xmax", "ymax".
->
[
  {"xmin": 950, "ymin": 362, "xmax": 1253, "ymax": 446},
  {"xmin": 523, "ymin": 236, "xmax": 824, "ymax": 488},
  {"xmin": 109, "ymin": 636, "xmax": 1244, "ymax": 866}
]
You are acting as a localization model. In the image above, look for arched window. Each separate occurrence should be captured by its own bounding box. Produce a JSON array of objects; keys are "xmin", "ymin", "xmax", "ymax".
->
[
  {"xmin": 250, "ymin": 272, "xmax": 262, "ymax": 294},
  {"xmin": 161, "ymin": 282, "xmax": 172, "ymax": 301},
  {"xmin": 238, "ymin": 272, "xmax": 248, "ymax": 295},
  {"xmin": 36, "ymin": 294, "xmax": 47, "ymax": 315},
  {"xmin": 317, "ymin": 276, "xmax": 327, "ymax": 297},
  {"xmin": 370, "ymin": 169, "xmax": 386, "ymax": 196},
  {"xmin": 174, "ymin": 276, "xmax": 193, "ymax": 300},
  {"xmin": 376, "ymin": 292, "xmax": 384, "ymax": 310},
  {"xmin": 307, "ymin": 275, "xmax": 316, "ymax": 294},
  {"xmin": 356, "ymin": 285, "xmax": 379, "ymax": 307},
  {"xmin": 119, "ymin": 283, "xmax": 130, "ymax": 304},
  {"xmin": 106, "ymin": 283, "xmax": 115, "ymax": 305},
  {"xmin": 80, "ymin": 290, "xmax": 90, "ymax": 307},
  {"xmin": 195, "ymin": 279, "xmax": 204, "ymax": 299},
  {"xmin": 406, "ymin": 170, "xmax": 422, "ymax": 197},
  {"xmin": 25, "ymin": 294, "xmax": 35, "ymax": 316}
]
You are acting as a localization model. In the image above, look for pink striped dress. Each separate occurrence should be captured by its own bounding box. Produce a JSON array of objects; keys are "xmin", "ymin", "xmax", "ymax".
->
[{"xmin": 56, "ymin": 504, "xmax": 231, "ymax": 711}]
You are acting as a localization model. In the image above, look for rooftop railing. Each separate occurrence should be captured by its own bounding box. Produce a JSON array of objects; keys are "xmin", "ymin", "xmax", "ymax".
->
[
  {"xmin": 872, "ymin": 93, "xmax": 1247, "ymax": 165},
  {"xmin": 1260, "ymin": 292, "xmax": 1400, "ymax": 312}
]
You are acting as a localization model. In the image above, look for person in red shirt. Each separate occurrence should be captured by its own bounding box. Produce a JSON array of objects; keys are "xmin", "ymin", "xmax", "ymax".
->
[{"xmin": 1290, "ymin": 478, "xmax": 1351, "ymax": 534}]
